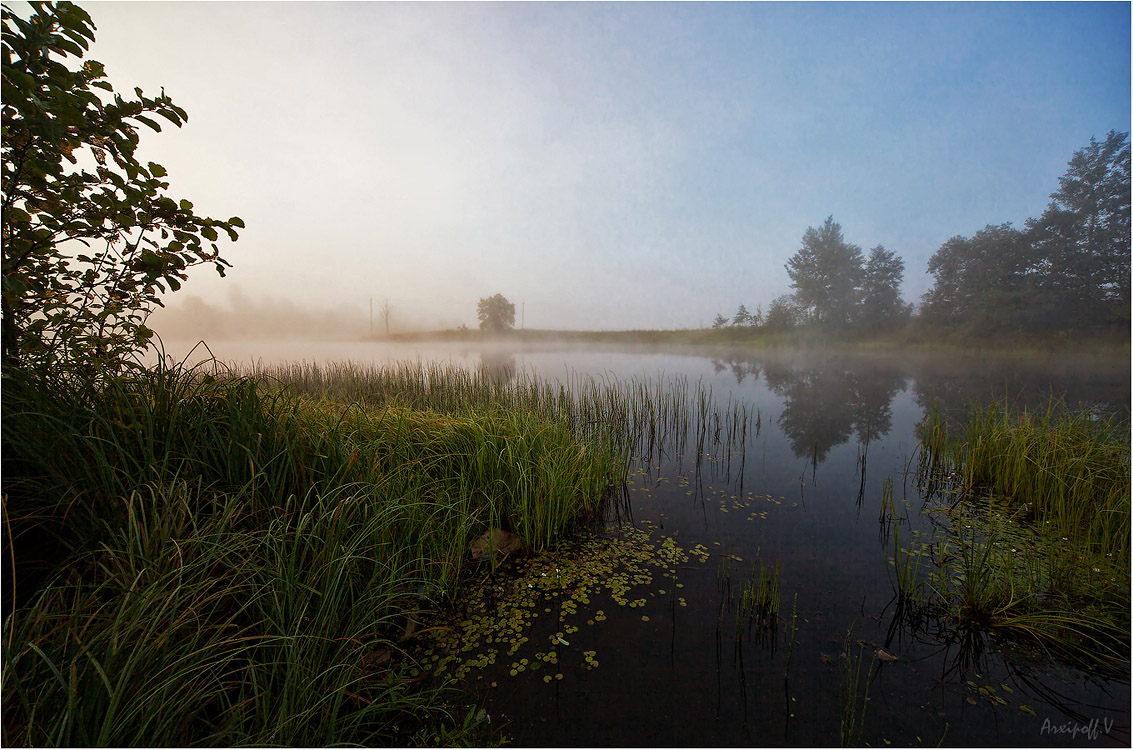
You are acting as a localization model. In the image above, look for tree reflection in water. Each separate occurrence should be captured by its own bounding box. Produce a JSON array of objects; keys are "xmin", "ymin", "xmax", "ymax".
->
[
  {"xmin": 478, "ymin": 350, "xmax": 517, "ymax": 383},
  {"xmin": 711, "ymin": 354, "xmax": 905, "ymax": 463}
]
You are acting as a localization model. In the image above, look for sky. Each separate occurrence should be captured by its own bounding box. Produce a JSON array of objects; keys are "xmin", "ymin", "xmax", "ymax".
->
[{"xmin": 61, "ymin": 1, "xmax": 1133, "ymax": 333}]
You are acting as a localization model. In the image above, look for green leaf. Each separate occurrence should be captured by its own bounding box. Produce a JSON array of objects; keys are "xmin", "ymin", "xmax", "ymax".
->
[
  {"xmin": 2, "ymin": 274, "xmax": 29, "ymax": 296},
  {"xmin": 179, "ymin": 199, "xmax": 193, "ymax": 211},
  {"xmin": 148, "ymin": 162, "xmax": 167, "ymax": 178},
  {"xmin": 133, "ymin": 114, "xmax": 162, "ymax": 132},
  {"xmin": 156, "ymin": 108, "xmax": 183, "ymax": 127}
]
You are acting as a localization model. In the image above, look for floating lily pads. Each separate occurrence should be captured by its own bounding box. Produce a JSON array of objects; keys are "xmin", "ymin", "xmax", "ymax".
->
[{"xmin": 414, "ymin": 521, "xmax": 698, "ymax": 685}]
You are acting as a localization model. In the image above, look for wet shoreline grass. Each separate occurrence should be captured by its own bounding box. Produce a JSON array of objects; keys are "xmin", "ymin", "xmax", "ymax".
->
[
  {"xmin": 1, "ymin": 358, "xmax": 632, "ymax": 746},
  {"xmin": 899, "ymin": 401, "xmax": 1130, "ymax": 671},
  {"xmin": 2, "ymin": 356, "xmax": 758, "ymax": 746}
]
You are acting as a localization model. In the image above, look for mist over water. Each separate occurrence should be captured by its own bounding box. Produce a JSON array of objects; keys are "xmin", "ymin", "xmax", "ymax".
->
[{"xmin": 154, "ymin": 336, "xmax": 1129, "ymax": 746}]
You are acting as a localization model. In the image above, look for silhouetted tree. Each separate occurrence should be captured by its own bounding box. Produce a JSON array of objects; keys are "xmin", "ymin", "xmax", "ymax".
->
[
  {"xmin": 477, "ymin": 293, "xmax": 515, "ymax": 333},
  {"xmin": 765, "ymin": 294, "xmax": 803, "ymax": 329},
  {"xmin": 859, "ymin": 246, "xmax": 910, "ymax": 330},
  {"xmin": 1, "ymin": 2, "xmax": 243, "ymax": 373},
  {"xmin": 785, "ymin": 217, "xmax": 864, "ymax": 328},
  {"xmin": 920, "ymin": 224, "xmax": 1034, "ymax": 332},
  {"xmin": 921, "ymin": 133, "xmax": 1131, "ymax": 336},
  {"xmin": 732, "ymin": 304, "xmax": 753, "ymax": 327},
  {"xmin": 711, "ymin": 313, "xmax": 728, "ymax": 329},
  {"xmin": 1026, "ymin": 130, "xmax": 1130, "ymax": 329}
]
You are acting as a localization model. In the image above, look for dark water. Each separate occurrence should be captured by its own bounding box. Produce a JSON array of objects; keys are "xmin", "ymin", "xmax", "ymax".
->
[
  {"xmin": 174, "ymin": 340, "xmax": 1131, "ymax": 746},
  {"xmin": 461, "ymin": 348, "xmax": 1128, "ymax": 747}
]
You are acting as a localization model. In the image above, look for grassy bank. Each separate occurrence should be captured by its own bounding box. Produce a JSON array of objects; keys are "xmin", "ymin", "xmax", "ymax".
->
[
  {"xmin": 904, "ymin": 401, "xmax": 1130, "ymax": 669},
  {"xmin": 1, "ymin": 359, "xmax": 628, "ymax": 745}
]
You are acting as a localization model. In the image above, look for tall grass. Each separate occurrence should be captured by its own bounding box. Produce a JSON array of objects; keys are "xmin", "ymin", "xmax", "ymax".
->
[
  {"xmin": 241, "ymin": 360, "xmax": 757, "ymax": 476},
  {"xmin": 920, "ymin": 401, "xmax": 1129, "ymax": 563},
  {"xmin": 914, "ymin": 400, "xmax": 1130, "ymax": 670},
  {"xmin": 839, "ymin": 623, "xmax": 876, "ymax": 747},
  {"xmin": 1, "ymin": 356, "xmax": 630, "ymax": 745}
]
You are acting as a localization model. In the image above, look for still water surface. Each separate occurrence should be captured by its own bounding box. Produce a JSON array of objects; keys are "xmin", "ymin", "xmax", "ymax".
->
[{"xmin": 167, "ymin": 338, "xmax": 1130, "ymax": 746}]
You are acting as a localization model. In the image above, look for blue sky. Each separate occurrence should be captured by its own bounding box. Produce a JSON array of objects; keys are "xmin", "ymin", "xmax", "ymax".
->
[{"xmin": 73, "ymin": 2, "xmax": 1130, "ymax": 332}]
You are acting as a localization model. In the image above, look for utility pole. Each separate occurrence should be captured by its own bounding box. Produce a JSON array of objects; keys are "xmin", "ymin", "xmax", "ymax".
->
[{"xmin": 521, "ymin": 301, "xmax": 525, "ymax": 330}]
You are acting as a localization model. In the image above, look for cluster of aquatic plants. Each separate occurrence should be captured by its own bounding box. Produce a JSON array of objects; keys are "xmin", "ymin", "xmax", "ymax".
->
[
  {"xmin": 413, "ymin": 521, "xmax": 696, "ymax": 687},
  {"xmin": 1, "ymin": 357, "xmax": 627, "ymax": 745},
  {"xmin": 716, "ymin": 551, "xmax": 781, "ymax": 643},
  {"xmin": 903, "ymin": 401, "xmax": 1130, "ymax": 670}
]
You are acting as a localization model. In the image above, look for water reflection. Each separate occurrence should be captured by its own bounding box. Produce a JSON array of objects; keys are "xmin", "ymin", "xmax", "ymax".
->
[
  {"xmin": 713, "ymin": 354, "xmax": 906, "ymax": 462},
  {"xmin": 478, "ymin": 350, "xmax": 517, "ymax": 383}
]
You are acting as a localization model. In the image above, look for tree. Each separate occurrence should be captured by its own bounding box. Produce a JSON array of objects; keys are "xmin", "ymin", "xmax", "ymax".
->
[
  {"xmin": 476, "ymin": 293, "xmax": 514, "ymax": 333},
  {"xmin": 1025, "ymin": 130, "xmax": 1130, "ymax": 328},
  {"xmin": 765, "ymin": 294, "xmax": 802, "ymax": 329},
  {"xmin": 711, "ymin": 313, "xmax": 728, "ymax": 329},
  {"xmin": 732, "ymin": 304, "xmax": 752, "ymax": 327},
  {"xmin": 2, "ymin": 1, "xmax": 242, "ymax": 373},
  {"xmin": 859, "ymin": 245, "xmax": 909, "ymax": 330},
  {"xmin": 921, "ymin": 224, "xmax": 1033, "ymax": 331},
  {"xmin": 785, "ymin": 216, "xmax": 864, "ymax": 328}
]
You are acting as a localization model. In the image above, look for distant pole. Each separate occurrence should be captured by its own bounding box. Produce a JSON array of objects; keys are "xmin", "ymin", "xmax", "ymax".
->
[
  {"xmin": 369, "ymin": 297, "xmax": 373, "ymax": 338},
  {"xmin": 522, "ymin": 301, "xmax": 525, "ymax": 329}
]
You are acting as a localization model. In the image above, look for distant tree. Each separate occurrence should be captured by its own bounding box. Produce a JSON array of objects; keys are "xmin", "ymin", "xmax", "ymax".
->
[
  {"xmin": 785, "ymin": 217, "xmax": 865, "ymax": 328},
  {"xmin": 1, "ymin": 1, "xmax": 243, "ymax": 373},
  {"xmin": 732, "ymin": 304, "xmax": 752, "ymax": 327},
  {"xmin": 1025, "ymin": 130, "xmax": 1130, "ymax": 328},
  {"xmin": 750, "ymin": 305, "xmax": 764, "ymax": 327},
  {"xmin": 711, "ymin": 313, "xmax": 728, "ymax": 329},
  {"xmin": 859, "ymin": 245, "xmax": 909, "ymax": 330},
  {"xmin": 765, "ymin": 294, "xmax": 802, "ymax": 329},
  {"xmin": 477, "ymin": 293, "xmax": 515, "ymax": 333},
  {"xmin": 921, "ymin": 224, "xmax": 1033, "ymax": 332}
]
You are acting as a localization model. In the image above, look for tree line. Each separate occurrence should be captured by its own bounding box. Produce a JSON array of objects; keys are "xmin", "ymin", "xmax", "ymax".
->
[{"xmin": 714, "ymin": 131, "xmax": 1130, "ymax": 339}]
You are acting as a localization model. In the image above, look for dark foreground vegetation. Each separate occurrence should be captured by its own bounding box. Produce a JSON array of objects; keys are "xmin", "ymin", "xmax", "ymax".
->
[{"xmin": 2, "ymin": 357, "xmax": 636, "ymax": 745}]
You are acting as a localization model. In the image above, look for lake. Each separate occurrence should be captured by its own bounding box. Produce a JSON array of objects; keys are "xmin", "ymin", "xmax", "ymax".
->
[{"xmin": 164, "ymin": 338, "xmax": 1130, "ymax": 746}]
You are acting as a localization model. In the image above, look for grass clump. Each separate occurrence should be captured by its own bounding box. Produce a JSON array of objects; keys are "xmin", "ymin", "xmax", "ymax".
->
[
  {"xmin": 2, "ymin": 356, "xmax": 623, "ymax": 746},
  {"xmin": 915, "ymin": 400, "xmax": 1130, "ymax": 670}
]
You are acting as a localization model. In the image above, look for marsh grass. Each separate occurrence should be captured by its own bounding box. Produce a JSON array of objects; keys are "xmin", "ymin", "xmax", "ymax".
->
[
  {"xmin": 1, "ymin": 356, "xmax": 635, "ymax": 746},
  {"xmin": 913, "ymin": 400, "xmax": 1130, "ymax": 670},
  {"xmin": 839, "ymin": 623, "xmax": 877, "ymax": 747},
  {"xmin": 888, "ymin": 524, "xmax": 929, "ymax": 607}
]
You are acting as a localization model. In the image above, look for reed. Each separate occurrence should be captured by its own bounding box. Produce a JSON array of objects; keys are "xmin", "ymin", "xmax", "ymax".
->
[
  {"xmin": 783, "ymin": 593, "xmax": 799, "ymax": 682},
  {"xmin": 888, "ymin": 524, "xmax": 927, "ymax": 607},
  {"xmin": 839, "ymin": 623, "xmax": 876, "ymax": 747},
  {"xmin": 3, "ymin": 353, "xmax": 764, "ymax": 744},
  {"xmin": 914, "ymin": 400, "xmax": 1130, "ymax": 669},
  {"xmin": 0, "ymin": 356, "xmax": 634, "ymax": 746}
]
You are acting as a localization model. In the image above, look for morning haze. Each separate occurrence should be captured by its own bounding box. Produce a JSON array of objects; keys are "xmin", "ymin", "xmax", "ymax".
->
[
  {"xmin": 5, "ymin": 2, "xmax": 1130, "ymax": 746},
  {"xmin": 74, "ymin": 1, "xmax": 1128, "ymax": 340}
]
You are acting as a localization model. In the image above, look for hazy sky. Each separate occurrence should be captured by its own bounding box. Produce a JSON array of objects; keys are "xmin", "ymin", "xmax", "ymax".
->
[{"xmin": 72, "ymin": 1, "xmax": 1130, "ymax": 332}]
